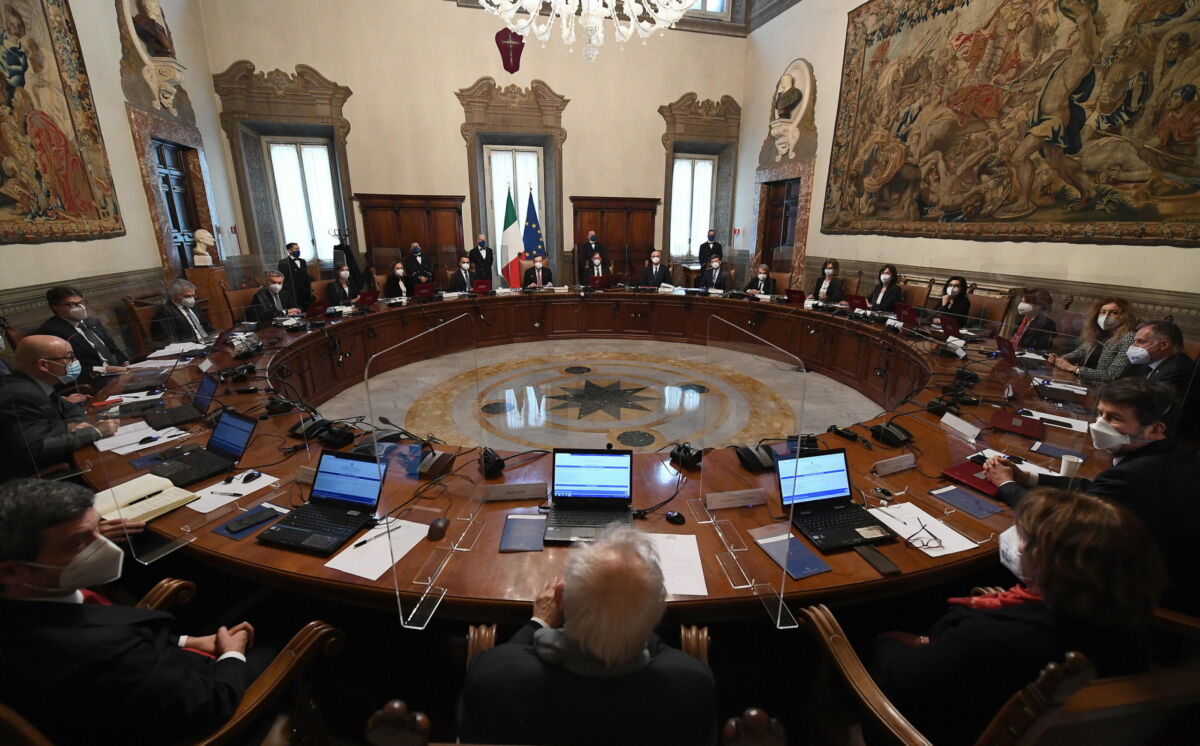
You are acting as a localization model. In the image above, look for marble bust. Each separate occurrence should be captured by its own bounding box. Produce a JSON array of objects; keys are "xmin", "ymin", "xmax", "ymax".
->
[{"xmin": 192, "ymin": 229, "xmax": 215, "ymax": 267}]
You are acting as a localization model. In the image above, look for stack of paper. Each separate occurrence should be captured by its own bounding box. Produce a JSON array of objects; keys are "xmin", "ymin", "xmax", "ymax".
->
[
  {"xmin": 645, "ymin": 533, "xmax": 708, "ymax": 596},
  {"xmin": 95, "ymin": 421, "xmax": 188, "ymax": 454},
  {"xmin": 148, "ymin": 342, "xmax": 208, "ymax": 358},
  {"xmin": 867, "ymin": 503, "xmax": 976, "ymax": 557},
  {"xmin": 127, "ymin": 359, "xmax": 175, "ymax": 370}
]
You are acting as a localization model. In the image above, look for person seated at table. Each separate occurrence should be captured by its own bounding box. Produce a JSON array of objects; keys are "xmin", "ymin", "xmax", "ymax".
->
[
  {"xmin": 811, "ymin": 258, "xmax": 845, "ymax": 303},
  {"xmin": 327, "ymin": 263, "xmax": 360, "ymax": 305},
  {"xmin": 448, "ymin": 255, "xmax": 478, "ymax": 293},
  {"xmin": 0, "ymin": 336, "xmax": 119, "ymax": 481},
  {"xmin": 1047, "ymin": 297, "xmax": 1138, "ymax": 385},
  {"xmin": 38, "ymin": 285, "xmax": 129, "ymax": 380},
  {"xmin": 383, "ymin": 261, "xmax": 410, "ymax": 299},
  {"xmin": 641, "ymin": 249, "xmax": 670, "ymax": 286},
  {"xmin": 744, "ymin": 263, "xmax": 776, "ymax": 295},
  {"xmin": 1126, "ymin": 320, "xmax": 1197, "ymax": 438},
  {"xmin": 583, "ymin": 251, "xmax": 609, "ymax": 281},
  {"xmin": 524, "ymin": 256, "xmax": 554, "ymax": 288},
  {"xmin": 983, "ymin": 378, "xmax": 1199, "ymax": 614},
  {"xmin": 932, "ymin": 275, "xmax": 970, "ymax": 321},
  {"xmin": 0, "ymin": 479, "xmax": 267, "ymax": 746},
  {"xmin": 1011, "ymin": 288, "xmax": 1057, "ymax": 351},
  {"xmin": 869, "ymin": 488, "xmax": 1164, "ymax": 746},
  {"xmin": 402, "ymin": 243, "xmax": 434, "ymax": 286},
  {"xmin": 696, "ymin": 256, "xmax": 733, "ymax": 291},
  {"xmin": 152, "ymin": 278, "xmax": 213, "ymax": 344},
  {"xmin": 865, "ymin": 264, "xmax": 901, "ymax": 312},
  {"xmin": 458, "ymin": 527, "xmax": 716, "ymax": 746},
  {"xmin": 250, "ymin": 271, "xmax": 301, "ymax": 324}
]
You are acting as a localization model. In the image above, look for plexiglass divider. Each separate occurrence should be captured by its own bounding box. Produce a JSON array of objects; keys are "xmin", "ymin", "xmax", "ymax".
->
[{"xmin": 702, "ymin": 314, "xmax": 805, "ymax": 630}]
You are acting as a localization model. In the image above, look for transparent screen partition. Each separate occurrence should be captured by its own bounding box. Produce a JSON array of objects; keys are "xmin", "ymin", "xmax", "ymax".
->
[
  {"xmin": 699, "ymin": 314, "xmax": 807, "ymax": 630},
  {"xmin": 365, "ymin": 311, "xmax": 483, "ymax": 630}
]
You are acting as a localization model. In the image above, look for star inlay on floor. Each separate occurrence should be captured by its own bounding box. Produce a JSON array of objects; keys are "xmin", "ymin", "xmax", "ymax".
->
[{"xmin": 545, "ymin": 379, "xmax": 659, "ymax": 419}]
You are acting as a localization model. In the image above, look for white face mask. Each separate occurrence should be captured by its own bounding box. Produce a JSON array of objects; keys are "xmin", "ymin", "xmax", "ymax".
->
[
  {"xmin": 711, "ymin": 263, "xmax": 720, "ymax": 271},
  {"xmin": 593, "ymin": 258, "xmax": 602, "ymax": 266},
  {"xmin": 1089, "ymin": 415, "xmax": 1133, "ymax": 452},
  {"xmin": 179, "ymin": 296, "xmax": 196, "ymax": 308},
  {"xmin": 1017, "ymin": 302, "xmax": 1034, "ymax": 315},
  {"xmin": 948, "ymin": 286, "xmax": 961, "ymax": 296},
  {"xmin": 268, "ymin": 283, "xmax": 283, "ymax": 294},
  {"xmin": 394, "ymin": 269, "xmax": 405, "ymax": 277},
  {"xmin": 1097, "ymin": 313, "xmax": 1118, "ymax": 331},
  {"xmin": 880, "ymin": 273, "xmax": 892, "ymax": 283},
  {"xmin": 998, "ymin": 526, "xmax": 1028, "ymax": 584},
  {"xmin": 758, "ymin": 273, "xmax": 767, "ymax": 280},
  {"xmin": 651, "ymin": 256, "xmax": 660, "ymax": 265},
  {"xmin": 23, "ymin": 536, "xmax": 124, "ymax": 592},
  {"xmin": 1126, "ymin": 345, "xmax": 1152, "ymax": 365},
  {"xmin": 534, "ymin": 261, "xmax": 543, "ymax": 268},
  {"xmin": 460, "ymin": 264, "xmax": 470, "ymax": 272},
  {"xmin": 66, "ymin": 305, "xmax": 87, "ymax": 321},
  {"xmin": 339, "ymin": 271, "xmax": 350, "ymax": 281},
  {"xmin": 824, "ymin": 268, "xmax": 834, "ymax": 277}
]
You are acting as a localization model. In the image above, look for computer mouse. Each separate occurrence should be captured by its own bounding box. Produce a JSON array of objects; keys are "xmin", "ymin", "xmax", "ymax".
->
[
  {"xmin": 665, "ymin": 511, "xmax": 686, "ymax": 526},
  {"xmin": 138, "ymin": 435, "xmax": 158, "ymax": 445},
  {"xmin": 242, "ymin": 470, "xmax": 262, "ymax": 483},
  {"xmin": 427, "ymin": 518, "xmax": 450, "ymax": 541}
]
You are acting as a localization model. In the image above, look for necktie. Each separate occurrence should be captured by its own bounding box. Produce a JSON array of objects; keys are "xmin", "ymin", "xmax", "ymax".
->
[
  {"xmin": 462, "ymin": 270, "xmax": 470, "ymax": 287},
  {"xmin": 273, "ymin": 293, "xmax": 282, "ymax": 312},
  {"xmin": 77, "ymin": 322, "xmax": 113, "ymax": 365},
  {"xmin": 759, "ymin": 280, "xmax": 765, "ymax": 292},
  {"xmin": 712, "ymin": 270, "xmax": 718, "ymax": 285},
  {"xmin": 182, "ymin": 306, "xmax": 204, "ymax": 341},
  {"xmin": 536, "ymin": 269, "xmax": 542, "ymax": 285}
]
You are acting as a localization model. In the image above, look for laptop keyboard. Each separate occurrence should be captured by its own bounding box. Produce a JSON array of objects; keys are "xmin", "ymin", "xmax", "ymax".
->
[
  {"xmin": 547, "ymin": 510, "xmax": 629, "ymax": 528},
  {"xmin": 146, "ymin": 404, "xmax": 200, "ymax": 429},
  {"xmin": 796, "ymin": 504, "xmax": 874, "ymax": 531},
  {"xmin": 279, "ymin": 506, "xmax": 368, "ymax": 533}
]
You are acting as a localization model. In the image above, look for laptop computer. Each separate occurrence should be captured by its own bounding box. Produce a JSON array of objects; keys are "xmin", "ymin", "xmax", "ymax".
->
[
  {"xmin": 894, "ymin": 302, "xmax": 919, "ymax": 327},
  {"xmin": 354, "ymin": 290, "xmax": 380, "ymax": 307},
  {"xmin": 995, "ymin": 336, "xmax": 1019, "ymax": 365},
  {"xmin": 935, "ymin": 314, "xmax": 962, "ymax": 338},
  {"xmin": 588, "ymin": 275, "xmax": 613, "ymax": 290},
  {"xmin": 543, "ymin": 448, "xmax": 634, "ymax": 542},
  {"xmin": 776, "ymin": 448, "xmax": 894, "ymax": 552},
  {"xmin": 257, "ymin": 450, "xmax": 388, "ymax": 556},
  {"xmin": 989, "ymin": 409, "xmax": 1045, "ymax": 439},
  {"xmin": 145, "ymin": 373, "xmax": 218, "ymax": 430},
  {"xmin": 846, "ymin": 294, "xmax": 869, "ymax": 311},
  {"xmin": 471, "ymin": 279, "xmax": 493, "ymax": 294},
  {"xmin": 304, "ymin": 301, "xmax": 328, "ymax": 317},
  {"xmin": 413, "ymin": 282, "xmax": 436, "ymax": 298},
  {"xmin": 149, "ymin": 409, "xmax": 257, "ymax": 487},
  {"xmin": 785, "ymin": 289, "xmax": 806, "ymax": 304},
  {"xmin": 120, "ymin": 354, "xmax": 182, "ymax": 394}
]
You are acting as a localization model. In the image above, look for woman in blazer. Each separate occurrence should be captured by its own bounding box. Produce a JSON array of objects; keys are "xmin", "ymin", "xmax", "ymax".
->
[
  {"xmin": 383, "ymin": 260, "xmax": 411, "ymax": 298},
  {"xmin": 865, "ymin": 263, "xmax": 902, "ymax": 312},
  {"xmin": 1011, "ymin": 288, "xmax": 1058, "ymax": 351},
  {"xmin": 327, "ymin": 263, "xmax": 360, "ymax": 304},
  {"xmin": 1049, "ymin": 296, "xmax": 1138, "ymax": 384},
  {"xmin": 932, "ymin": 275, "xmax": 970, "ymax": 321},
  {"xmin": 811, "ymin": 258, "xmax": 845, "ymax": 303}
]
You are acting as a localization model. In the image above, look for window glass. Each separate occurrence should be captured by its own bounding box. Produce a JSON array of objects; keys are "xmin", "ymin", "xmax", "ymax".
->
[{"xmin": 669, "ymin": 156, "xmax": 716, "ymax": 261}]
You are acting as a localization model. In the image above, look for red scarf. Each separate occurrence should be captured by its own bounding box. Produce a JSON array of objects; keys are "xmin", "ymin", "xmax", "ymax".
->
[{"xmin": 948, "ymin": 583, "xmax": 1041, "ymax": 609}]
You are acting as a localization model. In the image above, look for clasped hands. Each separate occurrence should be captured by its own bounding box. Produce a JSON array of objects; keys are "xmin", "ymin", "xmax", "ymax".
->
[
  {"xmin": 982, "ymin": 456, "xmax": 1031, "ymax": 487},
  {"xmin": 182, "ymin": 621, "xmax": 256, "ymax": 657}
]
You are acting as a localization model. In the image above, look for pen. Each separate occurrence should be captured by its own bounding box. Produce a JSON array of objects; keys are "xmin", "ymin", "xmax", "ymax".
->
[
  {"xmin": 354, "ymin": 525, "xmax": 393, "ymax": 549},
  {"xmin": 127, "ymin": 490, "xmax": 163, "ymax": 506},
  {"xmin": 211, "ymin": 491, "xmax": 242, "ymax": 497}
]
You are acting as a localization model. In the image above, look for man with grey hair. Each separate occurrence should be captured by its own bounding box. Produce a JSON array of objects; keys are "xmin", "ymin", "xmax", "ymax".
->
[
  {"xmin": 0, "ymin": 479, "xmax": 262, "ymax": 745},
  {"xmin": 251, "ymin": 270, "xmax": 300, "ymax": 324},
  {"xmin": 458, "ymin": 527, "xmax": 716, "ymax": 745},
  {"xmin": 744, "ymin": 263, "xmax": 777, "ymax": 295},
  {"xmin": 152, "ymin": 277, "xmax": 213, "ymax": 343}
]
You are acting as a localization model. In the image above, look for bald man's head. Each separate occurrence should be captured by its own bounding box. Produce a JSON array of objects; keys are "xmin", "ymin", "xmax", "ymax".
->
[{"xmin": 15, "ymin": 335, "xmax": 72, "ymax": 382}]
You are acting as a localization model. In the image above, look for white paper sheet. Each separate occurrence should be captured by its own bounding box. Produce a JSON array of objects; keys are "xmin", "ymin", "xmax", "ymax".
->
[
  {"xmin": 969, "ymin": 448, "xmax": 1058, "ymax": 477},
  {"xmin": 867, "ymin": 503, "xmax": 977, "ymax": 557},
  {"xmin": 186, "ymin": 471, "xmax": 281, "ymax": 513},
  {"xmin": 110, "ymin": 428, "xmax": 189, "ymax": 455},
  {"xmin": 1021, "ymin": 409, "xmax": 1089, "ymax": 433},
  {"xmin": 1016, "ymin": 351, "xmax": 1046, "ymax": 361},
  {"xmin": 115, "ymin": 390, "xmax": 164, "ymax": 403},
  {"xmin": 1035, "ymin": 379, "xmax": 1089, "ymax": 394},
  {"xmin": 127, "ymin": 359, "xmax": 175, "ymax": 369},
  {"xmin": 324, "ymin": 519, "xmax": 427, "ymax": 580},
  {"xmin": 95, "ymin": 421, "xmax": 153, "ymax": 451},
  {"xmin": 148, "ymin": 342, "xmax": 207, "ymax": 358},
  {"xmin": 645, "ymin": 533, "xmax": 708, "ymax": 596}
]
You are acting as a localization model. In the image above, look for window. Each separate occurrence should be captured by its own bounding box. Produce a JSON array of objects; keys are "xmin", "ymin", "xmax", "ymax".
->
[
  {"xmin": 263, "ymin": 138, "xmax": 341, "ymax": 262},
  {"xmin": 669, "ymin": 155, "xmax": 716, "ymax": 261},
  {"xmin": 689, "ymin": 0, "xmax": 730, "ymax": 19},
  {"xmin": 483, "ymin": 145, "xmax": 544, "ymax": 252}
]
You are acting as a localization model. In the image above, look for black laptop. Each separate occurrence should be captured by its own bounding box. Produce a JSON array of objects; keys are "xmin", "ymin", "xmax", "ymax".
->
[
  {"xmin": 776, "ymin": 448, "xmax": 894, "ymax": 552},
  {"xmin": 150, "ymin": 409, "xmax": 257, "ymax": 487},
  {"xmin": 257, "ymin": 450, "xmax": 388, "ymax": 555},
  {"xmin": 543, "ymin": 448, "xmax": 634, "ymax": 542},
  {"xmin": 145, "ymin": 373, "xmax": 218, "ymax": 430}
]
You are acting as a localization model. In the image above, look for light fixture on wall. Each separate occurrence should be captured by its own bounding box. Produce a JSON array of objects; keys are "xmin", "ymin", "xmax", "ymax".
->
[{"xmin": 478, "ymin": 0, "xmax": 694, "ymax": 61}]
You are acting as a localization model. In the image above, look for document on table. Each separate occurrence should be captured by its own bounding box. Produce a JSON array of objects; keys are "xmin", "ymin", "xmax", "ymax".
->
[
  {"xmin": 1035, "ymin": 379, "xmax": 1088, "ymax": 395},
  {"xmin": 127, "ymin": 359, "xmax": 176, "ymax": 369},
  {"xmin": 867, "ymin": 503, "xmax": 977, "ymax": 557},
  {"xmin": 1017, "ymin": 351, "xmax": 1047, "ymax": 361},
  {"xmin": 148, "ymin": 342, "xmax": 208, "ymax": 358},
  {"xmin": 1021, "ymin": 409, "xmax": 1089, "ymax": 433},
  {"xmin": 969, "ymin": 448, "xmax": 1057, "ymax": 477},
  {"xmin": 186, "ymin": 471, "xmax": 281, "ymax": 513},
  {"xmin": 645, "ymin": 533, "xmax": 708, "ymax": 596},
  {"xmin": 115, "ymin": 390, "xmax": 164, "ymax": 403},
  {"xmin": 324, "ymin": 520, "xmax": 427, "ymax": 581},
  {"xmin": 110, "ymin": 428, "xmax": 188, "ymax": 455},
  {"xmin": 95, "ymin": 421, "xmax": 185, "ymax": 453}
]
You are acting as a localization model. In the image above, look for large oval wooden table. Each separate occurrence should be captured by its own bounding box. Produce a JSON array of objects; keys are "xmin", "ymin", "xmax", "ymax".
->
[{"xmin": 81, "ymin": 292, "xmax": 1099, "ymax": 624}]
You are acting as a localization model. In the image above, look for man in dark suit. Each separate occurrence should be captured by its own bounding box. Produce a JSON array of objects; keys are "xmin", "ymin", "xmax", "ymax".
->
[
  {"xmin": 448, "ymin": 256, "xmax": 478, "ymax": 293},
  {"xmin": 984, "ymin": 378, "xmax": 1200, "ymax": 614},
  {"xmin": 582, "ymin": 251, "xmax": 609, "ymax": 282},
  {"xmin": 696, "ymin": 257, "xmax": 733, "ymax": 291},
  {"xmin": 38, "ymin": 286, "xmax": 129, "ymax": 379},
  {"xmin": 250, "ymin": 271, "xmax": 300, "ymax": 324},
  {"xmin": 403, "ymin": 243, "xmax": 435, "ymax": 285},
  {"xmin": 641, "ymin": 250, "xmax": 670, "ymax": 286},
  {"xmin": 0, "ymin": 336, "xmax": 119, "ymax": 481},
  {"xmin": 469, "ymin": 234, "xmax": 495, "ymax": 280},
  {"xmin": 276, "ymin": 243, "xmax": 315, "ymax": 308},
  {"xmin": 582, "ymin": 230, "xmax": 604, "ymax": 267},
  {"xmin": 1126, "ymin": 320, "xmax": 1197, "ymax": 438},
  {"xmin": 458, "ymin": 528, "xmax": 715, "ymax": 745},
  {"xmin": 152, "ymin": 278, "xmax": 213, "ymax": 344},
  {"xmin": 523, "ymin": 257, "xmax": 553, "ymax": 288},
  {"xmin": 0, "ymin": 479, "xmax": 264, "ymax": 746},
  {"xmin": 744, "ymin": 263, "xmax": 776, "ymax": 295},
  {"xmin": 697, "ymin": 230, "xmax": 722, "ymax": 266}
]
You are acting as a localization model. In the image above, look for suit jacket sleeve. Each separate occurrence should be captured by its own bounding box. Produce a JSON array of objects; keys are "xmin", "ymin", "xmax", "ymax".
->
[
  {"xmin": 150, "ymin": 304, "xmax": 182, "ymax": 344},
  {"xmin": 92, "ymin": 321, "xmax": 129, "ymax": 364}
]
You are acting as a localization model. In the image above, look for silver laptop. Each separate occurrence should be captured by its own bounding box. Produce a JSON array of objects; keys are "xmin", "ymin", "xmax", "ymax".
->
[{"xmin": 543, "ymin": 448, "xmax": 634, "ymax": 542}]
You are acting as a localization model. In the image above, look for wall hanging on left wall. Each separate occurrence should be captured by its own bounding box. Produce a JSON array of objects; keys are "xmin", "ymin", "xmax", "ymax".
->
[{"xmin": 0, "ymin": 0, "xmax": 125, "ymax": 244}]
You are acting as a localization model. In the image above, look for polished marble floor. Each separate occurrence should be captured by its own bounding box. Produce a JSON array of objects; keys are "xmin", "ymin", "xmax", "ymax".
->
[{"xmin": 321, "ymin": 340, "xmax": 881, "ymax": 452}]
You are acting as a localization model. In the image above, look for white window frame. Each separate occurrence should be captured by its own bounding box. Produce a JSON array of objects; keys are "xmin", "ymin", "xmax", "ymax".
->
[
  {"xmin": 688, "ymin": 0, "xmax": 732, "ymax": 21},
  {"xmin": 482, "ymin": 144, "xmax": 547, "ymax": 250},
  {"xmin": 671, "ymin": 154, "xmax": 718, "ymax": 261},
  {"xmin": 260, "ymin": 136, "xmax": 340, "ymax": 261}
]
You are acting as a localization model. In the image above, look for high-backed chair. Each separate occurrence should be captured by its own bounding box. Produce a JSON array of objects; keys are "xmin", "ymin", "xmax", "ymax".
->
[
  {"xmin": 0, "ymin": 578, "xmax": 344, "ymax": 746},
  {"xmin": 967, "ymin": 292, "xmax": 1015, "ymax": 334},
  {"xmin": 898, "ymin": 281, "xmax": 930, "ymax": 310},
  {"xmin": 220, "ymin": 281, "xmax": 261, "ymax": 324},
  {"xmin": 798, "ymin": 604, "xmax": 1200, "ymax": 746},
  {"xmin": 842, "ymin": 271, "xmax": 862, "ymax": 298},
  {"xmin": 120, "ymin": 293, "xmax": 163, "ymax": 358},
  {"xmin": 770, "ymin": 271, "xmax": 792, "ymax": 293},
  {"xmin": 311, "ymin": 278, "xmax": 333, "ymax": 304}
]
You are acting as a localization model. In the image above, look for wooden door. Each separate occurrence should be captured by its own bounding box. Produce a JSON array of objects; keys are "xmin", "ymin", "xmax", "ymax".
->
[
  {"xmin": 570, "ymin": 196, "xmax": 660, "ymax": 283},
  {"xmin": 153, "ymin": 139, "xmax": 197, "ymax": 271},
  {"xmin": 760, "ymin": 179, "xmax": 800, "ymax": 272},
  {"xmin": 356, "ymin": 194, "xmax": 465, "ymax": 287}
]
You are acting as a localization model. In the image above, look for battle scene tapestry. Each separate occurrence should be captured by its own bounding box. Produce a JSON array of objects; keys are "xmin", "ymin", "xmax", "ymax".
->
[
  {"xmin": 1, "ymin": 0, "xmax": 124, "ymax": 243},
  {"xmin": 822, "ymin": 0, "xmax": 1200, "ymax": 245}
]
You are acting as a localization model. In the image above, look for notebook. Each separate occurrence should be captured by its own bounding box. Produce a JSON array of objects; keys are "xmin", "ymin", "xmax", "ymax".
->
[
  {"xmin": 988, "ymin": 409, "xmax": 1045, "ymax": 439},
  {"xmin": 543, "ymin": 448, "xmax": 634, "ymax": 542},
  {"xmin": 776, "ymin": 448, "xmax": 893, "ymax": 552},
  {"xmin": 472, "ymin": 279, "xmax": 493, "ymax": 294},
  {"xmin": 257, "ymin": 450, "xmax": 388, "ymax": 556}
]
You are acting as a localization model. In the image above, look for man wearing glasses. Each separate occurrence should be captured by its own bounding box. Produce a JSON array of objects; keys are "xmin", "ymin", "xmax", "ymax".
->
[
  {"xmin": 37, "ymin": 286, "xmax": 128, "ymax": 382},
  {"xmin": 0, "ymin": 336, "xmax": 119, "ymax": 481}
]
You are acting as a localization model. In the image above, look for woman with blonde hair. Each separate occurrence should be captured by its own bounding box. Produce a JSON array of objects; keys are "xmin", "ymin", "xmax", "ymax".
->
[{"xmin": 1048, "ymin": 296, "xmax": 1138, "ymax": 384}]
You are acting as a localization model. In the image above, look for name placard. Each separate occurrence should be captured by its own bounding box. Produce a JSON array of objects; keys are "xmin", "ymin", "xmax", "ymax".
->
[{"xmin": 483, "ymin": 482, "xmax": 547, "ymax": 502}]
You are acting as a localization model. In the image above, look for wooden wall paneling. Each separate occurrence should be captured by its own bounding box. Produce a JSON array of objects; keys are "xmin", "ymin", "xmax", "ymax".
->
[
  {"xmin": 619, "ymin": 298, "xmax": 654, "ymax": 335},
  {"xmin": 549, "ymin": 300, "xmax": 581, "ymax": 335},
  {"xmin": 510, "ymin": 300, "xmax": 549, "ymax": 340},
  {"xmin": 571, "ymin": 197, "xmax": 661, "ymax": 280},
  {"xmin": 356, "ymin": 194, "xmax": 465, "ymax": 285},
  {"xmin": 652, "ymin": 301, "xmax": 689, "ymax": 338},
  {"xmin": 582, "ymin": 298, "xmax": 618, "ymax": 333}
]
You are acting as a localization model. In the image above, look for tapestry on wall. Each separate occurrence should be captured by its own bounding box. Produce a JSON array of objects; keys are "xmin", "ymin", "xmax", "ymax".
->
[
  {"xmin": 823, "ymin": 0, "xmax": 1200, "ymax": 245},
  {"xmin": 0, "ymin": 0, "xmax": 124, "ymax": 243}
]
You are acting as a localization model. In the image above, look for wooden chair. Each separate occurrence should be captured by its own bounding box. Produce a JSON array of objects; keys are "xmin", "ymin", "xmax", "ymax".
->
[
  {"xmin": 311, "ymin": 278, "xmax": 334, "ymax": 305},
  {"xmin": 0, "ymin": 577, "xmax": 344, "ymax": 746},
  {"xmin": 770, "ymin": 271, "xmax": 792, "ymax": 293},
  {"xmin": 842, "ymin": 271, "xmax": 862, "ymax": 298},
  {"xmin": 967, "ymin": 292, "xmax": 1014, "ymax": 334},
  {"xmin": 898, "ymin": 281, "xmax": 930, "ymax": 310},
  {"xmin": 465, "ymin": 623, "xmax": 710, "ymax": 669},
  {"xmin": 798, "ymin": 603, "xmax": 1200, "ymax": 746},
  {"xmin": 220, "ymin": 281, "xmax": 260, "ymax": 324},
  {"xmin": 722, "ymin": 707, "xmax": 788, "ymax": 746},
  {"xmin": 363, "ymin": 700, "xmax": 431, "ymax": 746},
  {"xmin": 120, "ymin": 293, "xmax": 162, "ymax": 358}
]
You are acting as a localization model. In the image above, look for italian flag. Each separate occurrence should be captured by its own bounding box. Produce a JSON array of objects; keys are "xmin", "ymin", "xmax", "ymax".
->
[{"xmin": 500, "ymin": 188, "xmax": 523, "ymax": 288}]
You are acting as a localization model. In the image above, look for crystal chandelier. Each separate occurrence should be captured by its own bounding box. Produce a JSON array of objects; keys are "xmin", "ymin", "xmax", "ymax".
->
[{"xmin": 479, "ymin": 0, "xmax": 695, "ymax": 61}]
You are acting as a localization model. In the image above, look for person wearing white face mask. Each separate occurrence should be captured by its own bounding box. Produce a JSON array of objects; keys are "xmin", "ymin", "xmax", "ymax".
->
[
  {"xmin": 585, "ymin": 251, "xmax": 609, "ymax": 281},
  {"xmin": 1127, "ymin": 320, "xmax": 1198, "ymax": 439},
  {"xmin": 327, "ymin": 262, "xmax": 360, "ymax": 305},
  {"xmin": 983, "ymin": 377, "xmax": 1199, "ymax": 614},
  {"xmin": 524, "ymin": 256, "xmax": 555, "ymax": 287},
  {"xmin": 869, "ymin": 487, "xmax": 1165, "ymax": 746},
  {"xmin": 152, "ymin": 278, "xmax": 213, "ymax": 344},
  {"xmin": 696, "ymin": 256, "xmax": 732, "ymax": 291},
  {"xmin": 865, "ymin": 263, "xmax": 902, "ymax": 312},
  {"xmin": 743, "ymin": 263, "xmax": 776, "ymax": 295},
  {"xmin": 640, "ymin": 249, "xmax": 669, "ymax": 286},
  {"xmin": 449, "ymin": 255, "xmax": 479, "ymax": 293},
  {"xmin": 932, "ymin": 275, "xmax": 971, "ymax": 321},
  {"xmin": 38, "ymin": 285, "xmax": 129, "ymax": 379},
  {"xmin": 811, "ymin": 258, "xmax": 845, "ymax": 303},
  {"xmin": 1047, "ymin": 297, "xmax": 1137, "ymax": 384},
  {"xmin": 0, "ymin": 479, "xmax": 267, "ymax": 746},
  {"xmin": 384, "ymin": 260, "xmax": 410, "ymax": 298},
  {"xmin": 251, "ymin": 270, "xmax": 301, "ymax": 324},
  {"xmin": 1011, "ymin": 287, "xmax": 1057, "ymax": 351}
]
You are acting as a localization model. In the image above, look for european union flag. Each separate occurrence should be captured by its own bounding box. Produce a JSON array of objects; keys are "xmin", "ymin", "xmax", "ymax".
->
[{"xmin": 522, "ymin": 193, "xmax": 546, "ymax": 259}]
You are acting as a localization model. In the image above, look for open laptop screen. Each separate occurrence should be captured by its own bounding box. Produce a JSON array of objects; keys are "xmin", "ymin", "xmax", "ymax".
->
[
  {"xmin": 553, "ymin": 450, "xmax": 632, "ymax": 499},
  {"xmin": 207, "ymin": 410, "xmax": 256, "ymax": 460},
  {"xmin": 311, "ymin": 451, "xmax": 386, "ymax": 508},
  {"xmin": 192, "ymin": 374, "xmax": 218, "ymax": 414},
  {"xmin": 777, "ymin": 450, "xmax": 852, "ymax": 506}
]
